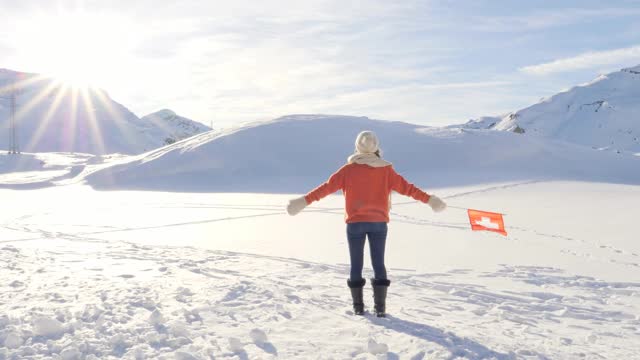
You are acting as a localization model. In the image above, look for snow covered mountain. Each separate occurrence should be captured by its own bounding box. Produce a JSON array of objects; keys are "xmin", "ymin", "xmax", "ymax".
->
[
  {"xmin": 0, "ymin": 69, "xmax": 206, "ymax": 155},
  {"xmin": 463, "ymin": 65, "xmax": 640, "ymax": 153},
  {"xmin": 82, "ymin": 115, "xmax": 640, "ymax": 192},
  {"xmin": 141, "ymin": 109, "xmax": 211, "ymax": 145}
]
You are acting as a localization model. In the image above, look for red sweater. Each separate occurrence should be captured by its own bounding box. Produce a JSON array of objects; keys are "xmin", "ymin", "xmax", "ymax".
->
[{"xmin": 304, "ymin": 163, "xmax": 431, "ymax": 223}]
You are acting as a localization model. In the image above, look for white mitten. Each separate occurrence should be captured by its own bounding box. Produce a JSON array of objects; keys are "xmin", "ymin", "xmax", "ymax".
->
[
  {"xmin": 286, "ymin": 196, "xmax": 308, "ymax": 216},
  {"xmin": 427, "ymin": 195, "xmax": 446, "ymax": 213}
]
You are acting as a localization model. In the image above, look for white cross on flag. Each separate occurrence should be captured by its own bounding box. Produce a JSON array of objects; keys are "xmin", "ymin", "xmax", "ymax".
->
[{"xmin": 467, "ymin": 209, "xmax": 507, "ymax": 236}]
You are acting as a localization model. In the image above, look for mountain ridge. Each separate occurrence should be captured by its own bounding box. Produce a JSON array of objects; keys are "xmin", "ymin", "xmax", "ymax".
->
[
  {"xmin": 0, "ymin": 68, "xmax": 209, "ymax": 154},
  {"xmin": 141, "ymin": 109, "xmax": 211, "ymax": 145},
  {"xmin": 462, "ymin": 65, "xmax": 640, "ymax": 153}
]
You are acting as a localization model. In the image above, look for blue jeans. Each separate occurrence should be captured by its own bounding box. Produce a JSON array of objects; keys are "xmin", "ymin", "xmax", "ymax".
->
[{"xmin": 347, "ymin": 222, "xmax": 388, "ymax": 281}]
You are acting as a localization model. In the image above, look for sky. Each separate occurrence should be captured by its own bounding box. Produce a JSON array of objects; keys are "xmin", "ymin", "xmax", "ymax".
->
[{"xmin": 0, "ymin": 0, "xmax": 639, "ymax": 128}]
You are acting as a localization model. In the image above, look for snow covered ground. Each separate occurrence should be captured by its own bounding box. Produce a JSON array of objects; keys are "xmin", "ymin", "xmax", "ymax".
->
[{"xmin": 1, "ymin": 178, "xmax": 639, "ymax": 359}]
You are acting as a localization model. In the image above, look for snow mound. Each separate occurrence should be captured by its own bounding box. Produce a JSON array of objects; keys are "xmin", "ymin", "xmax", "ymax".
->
[
  {"xmin": 0, "ymin": 152, "xmax": 96, "ymax": 188},
  {"xmin": 82, "ymin": 115, "xmax": 640, "ymax": 192}
]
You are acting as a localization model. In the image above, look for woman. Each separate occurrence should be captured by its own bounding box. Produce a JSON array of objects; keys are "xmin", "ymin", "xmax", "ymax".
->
[{"xmin": 286, "ymin": 130, "xmax": 446, "ymax": 317}]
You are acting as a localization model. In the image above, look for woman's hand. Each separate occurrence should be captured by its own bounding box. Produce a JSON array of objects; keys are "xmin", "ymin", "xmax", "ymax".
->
[
  {"xmin": 286, "ymin": 196, "xmax": 308, "ymax": 216},
  {"xmin": 427, "ymin": 195, "xmax": 447, "ymax": 212}
]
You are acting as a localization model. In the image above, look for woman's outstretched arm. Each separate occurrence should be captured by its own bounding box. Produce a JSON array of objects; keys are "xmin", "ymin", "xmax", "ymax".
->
[
  {"xmin": 305, "ymin": 165, "xmax": 347, "ymax": 203},
  {"xmin": 287, "ymin": 166, "xmax": 347, "ymax": 216},
  {"xmin": 388, "ymin": 167, "xmax": 430, "ymax": 202},
  {"xmin": 389, "ymin": 167, "xmax": 446, "ymax": 212}
]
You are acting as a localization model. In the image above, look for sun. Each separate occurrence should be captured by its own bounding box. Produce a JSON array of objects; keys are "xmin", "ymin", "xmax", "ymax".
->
[{"xmin": 14, "ymin": 11, "xmax": 136, "ymax": 88}]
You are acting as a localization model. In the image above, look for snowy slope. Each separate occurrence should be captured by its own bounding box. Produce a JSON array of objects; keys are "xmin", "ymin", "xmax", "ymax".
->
[
  {"xmin": 0, "ymin": 152, "xmax": 93, "ymax": 188},
  {"xmin": 463, "ymin": 65, "xmax": 640, "ymax": 153},
  {"xmin": 0, "ymin": 69, "xmax": 172, "ymax": 154},
  {"xmin": 141, "ymin": 109, "xmax": 211, "ymax": 145},
  {"xmin": 82, "ymin": 114, "xmax": 640, "ymax": 192}
]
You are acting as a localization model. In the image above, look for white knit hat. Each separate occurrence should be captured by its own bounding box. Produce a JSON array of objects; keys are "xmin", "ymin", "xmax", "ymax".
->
[{"xmin": 355, "ymin": 131, "xmax": 379, "ymax": 154}]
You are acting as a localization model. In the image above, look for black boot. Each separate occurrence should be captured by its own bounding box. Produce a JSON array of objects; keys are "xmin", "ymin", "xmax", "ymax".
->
[
  {"xmin": 347, "ymin": 279, "xmax": 366, "ymax": 315},
  {"xmin": 371, "ymin": 278, "xmax": 391, "ymax": 317}
]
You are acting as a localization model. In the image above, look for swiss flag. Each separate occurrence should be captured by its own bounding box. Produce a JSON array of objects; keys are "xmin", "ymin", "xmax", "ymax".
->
[{"xmin": 467, "ymin": 209, "xmax": 507, "ymax": 236}]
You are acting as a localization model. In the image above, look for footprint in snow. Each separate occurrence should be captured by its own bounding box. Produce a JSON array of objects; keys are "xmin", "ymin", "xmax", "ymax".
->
[
  {"xmin": 228, "ymin": 337, "xmax": 245, "ymax": 352},
  {"xmin": 175, "ymin": 287, "xmax": 194, "ymax": 303},
  {"xmin": 148, "ymin": 309, "xmax": 165, "ymax": 329},
  {"xmin": 174, "ymin": 352, "xmax": 199, "ymax": 360},
  {"xmin": 250, "ymin": 328, "xmax": 278, "ymax": 355},
  {"xmin": 368, "ymin": 338, "xmax": 389, "ymax": 356},
  {"xmin": 9, "ymin": 280, "xmax": 25, "ymax": 288}
]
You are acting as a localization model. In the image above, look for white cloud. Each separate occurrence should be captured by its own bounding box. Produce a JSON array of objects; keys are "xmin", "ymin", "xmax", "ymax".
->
[
  {"xmin": 520, "ymin": 45, "xmax": 640, "ymax": 75},
  {"xmin": 467, "ymin": 7, "xmax": 640, "ymax": 33}
]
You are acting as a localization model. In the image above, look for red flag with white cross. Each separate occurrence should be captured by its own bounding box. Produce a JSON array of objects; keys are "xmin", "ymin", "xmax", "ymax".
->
[{"xmin": 467, "ymin": 209, "xmax": 507, "ymax": 236}]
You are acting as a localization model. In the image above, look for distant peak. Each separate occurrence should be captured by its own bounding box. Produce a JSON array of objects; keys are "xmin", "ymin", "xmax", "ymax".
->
[
  {"xmin": 154, "ymin": 109, "xmax": 177, "ymax": 117},
  {"xmin": 622, "ymin": 65, "xmax": 640, "ymax": 74},
  {"xmin": 143, "ymin": 109, "xmax": 178, "ymax": 120}
]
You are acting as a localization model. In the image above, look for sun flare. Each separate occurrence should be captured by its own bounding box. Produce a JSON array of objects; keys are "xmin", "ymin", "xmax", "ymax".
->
[{"xmin": 15, "ymin": 11, "xmax": 135, "ymax": 88}]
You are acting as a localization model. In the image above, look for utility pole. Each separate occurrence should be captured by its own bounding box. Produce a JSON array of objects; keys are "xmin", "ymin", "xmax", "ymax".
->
[
  {"xmin": 9, "ymin": 84, "xmax": 18, "ymax": 154},
  {"xmin": 1, "ymin": 75, "xmax": 20, "ymax": 154}
]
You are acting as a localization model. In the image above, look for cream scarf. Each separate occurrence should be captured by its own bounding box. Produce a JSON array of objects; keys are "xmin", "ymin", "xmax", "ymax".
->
[{"xmin": 347, "ymin": 153, "xmax": 392, "ymax": 167}]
